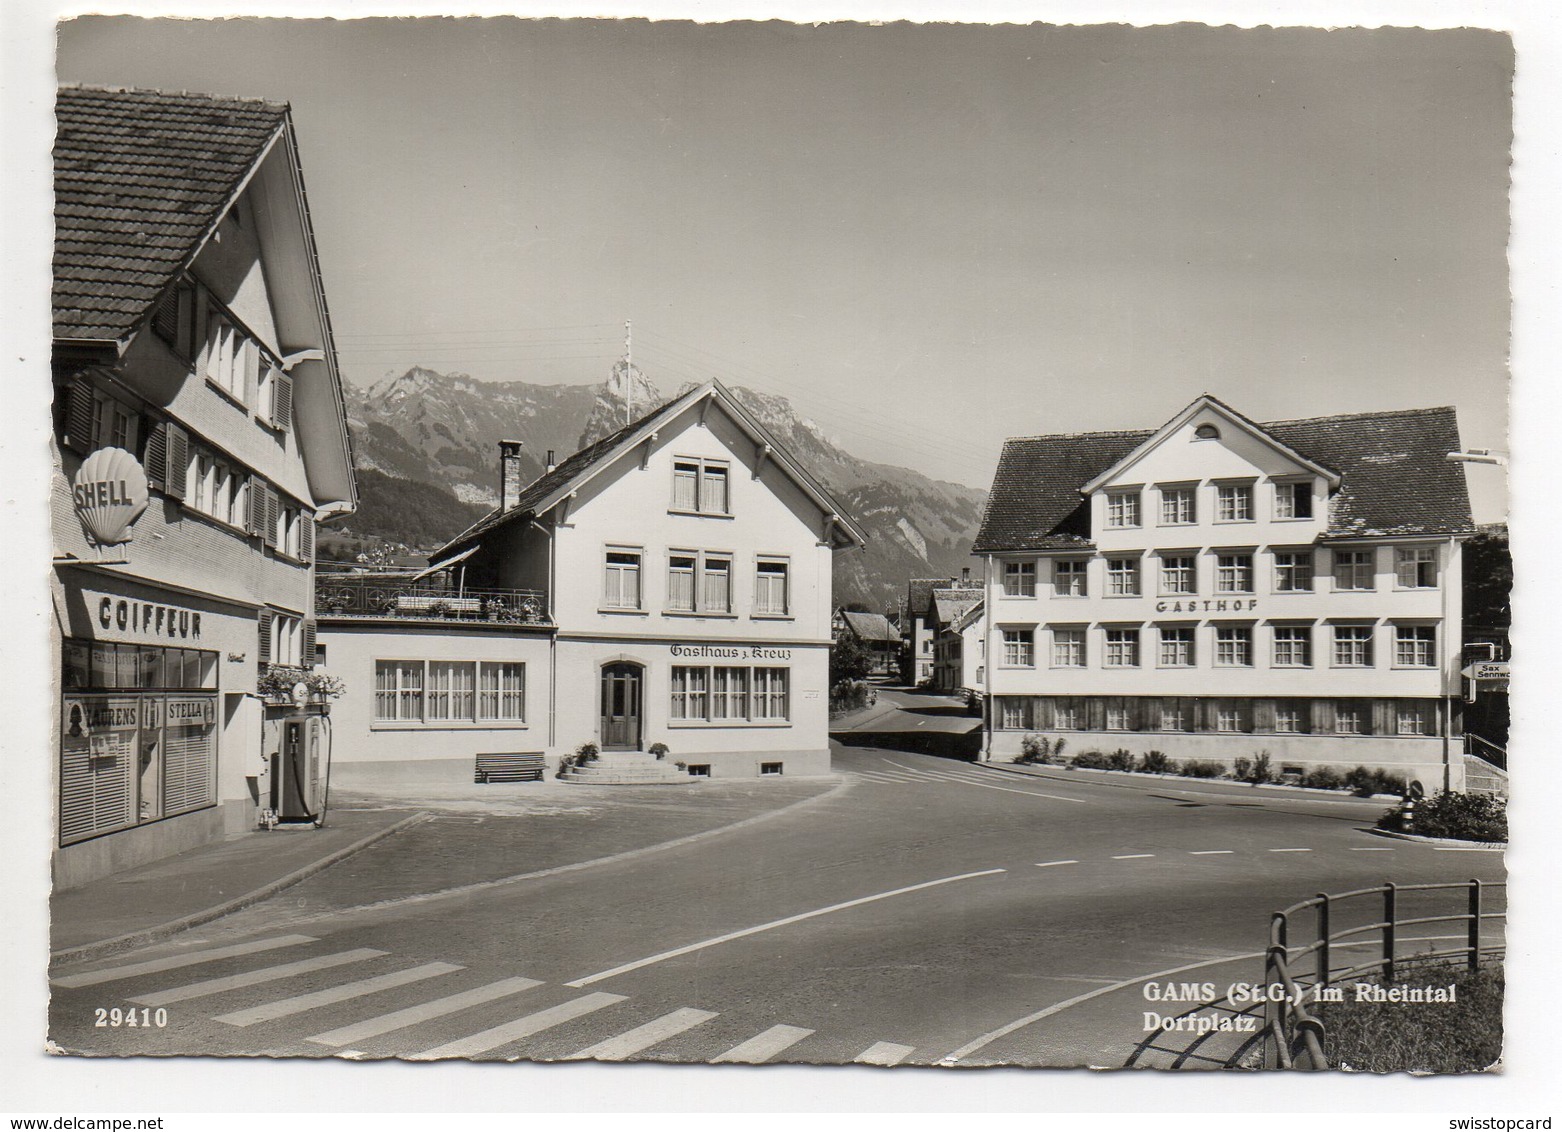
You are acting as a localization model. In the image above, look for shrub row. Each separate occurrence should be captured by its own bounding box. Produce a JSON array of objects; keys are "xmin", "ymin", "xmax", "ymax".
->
[{"xmin": 1377, "ymin": 790, "xmax": 1507, "ymax": 843}]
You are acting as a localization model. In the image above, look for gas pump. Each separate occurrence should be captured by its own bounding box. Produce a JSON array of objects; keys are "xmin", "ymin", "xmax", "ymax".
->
[{"xmin": 261, "ymin": 680, "xmax": 333, "ymax": 829}]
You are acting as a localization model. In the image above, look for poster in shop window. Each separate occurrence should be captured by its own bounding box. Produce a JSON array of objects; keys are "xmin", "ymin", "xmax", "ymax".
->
[{"xmin": 21, "ymin": 1, "xmax": 1537, "ymax": 1119}]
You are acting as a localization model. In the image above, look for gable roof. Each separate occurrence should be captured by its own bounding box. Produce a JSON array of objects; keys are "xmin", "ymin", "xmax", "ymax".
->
[
  {"xmin": 973, "ymin": 404, "xmax": 1474, "ymax": 552},
  {"xmin": 932, "ymin": 590, "xmax": 983, "ymax": 628},
  {"xmin": 952, "ymin": 599, "xmax": 985, "ymax": 634},
  {"xmin": 839, "ymin": 610, "xmax": 901, "ymax": 643},
  {"xmin": 433, "ymin": 380, "xmax": 867, "ymax": 562},
  {"xmin": 54, "ymin": 86, "xmax": 290, "ymax": 343}
]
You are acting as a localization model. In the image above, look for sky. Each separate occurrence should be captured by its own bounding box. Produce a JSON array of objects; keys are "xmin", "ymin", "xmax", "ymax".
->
[{"xmin": 50, "ymin": 15, "xmax": 1514, "ymax": 519}]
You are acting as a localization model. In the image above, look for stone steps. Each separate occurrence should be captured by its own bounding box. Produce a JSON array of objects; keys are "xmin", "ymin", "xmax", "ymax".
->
[{"xmin": 561, "ymin": 752, "xmax": 694, "ymax": 786}]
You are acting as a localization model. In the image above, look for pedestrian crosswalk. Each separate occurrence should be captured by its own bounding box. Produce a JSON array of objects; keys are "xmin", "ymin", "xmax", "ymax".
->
[
  {"xmin": 52, "ymin": 933, "xmax": 925, "ymax": 1066},
  {"xmin": 850, "ymin": 759, "xmax": 1088, "ymax": 804}
]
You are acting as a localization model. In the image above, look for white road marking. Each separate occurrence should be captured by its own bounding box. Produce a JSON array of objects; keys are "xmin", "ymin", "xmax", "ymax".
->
[
  {"xmin": 880, "ymin": 758, "xmax": 1089, "ymax": 804},
  {"xmin": 411, "ymin": 992, "xmax": 627, "ymax": 1060},
  {"xmin": 214, "ymin": 961, "xmax": 462, "ymax": 1027},
  {"xmin": 1350, "ymin": 847, "xmax": 1395, "ymax": 852},
  {"xmin": 52, "ymin": 935, "xmax": 318, "ymax": 988},
  {"xmin": 712, "ymin": 1024, "xmax": 816, "ymax": 1064},
  {"xmin": 1112, "ymin": 854, "xmax": 1155, "ymax": 860},
  {"xmin": 1188, "ymin": 851, "xmax": 1234, "ymax": 856},
  {"xmin": 565, "ymin": 868, "xmax": 1007, "ymax": 988},
  {"xmin": 1434, "ymin": 846, "xmax": 1504, "ymax": 852},
  {"xmin": 1268, "ymin": 848, "xmax": 1313, "ymax": 853},
  {"xmin": 942, "ymin": 948, "xmax": 1267, "ymax": 1064},
  {"xmin": 856, "ymin": 1041, "xmax": 915, "ymax": 1066},
  {"xmin": 128, "ymin": 949, "xmax": 385, "ymax": 1006},
  {"xmin": 306, "ymin": 977, "xmax": 544, "ymax": 1047},
  {"xmin": 568, "ymin": 1007, "xmax": 718, "ymax": 1061},
  {"xmin": 1035, "ymin": 860, "xmax": 1078, "ymax": 868}
]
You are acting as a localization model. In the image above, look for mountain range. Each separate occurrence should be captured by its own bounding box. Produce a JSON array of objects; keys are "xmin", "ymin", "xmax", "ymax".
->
[{"xmin": 339, "ymin": 365, "xmax": 987, "ymax": 610}]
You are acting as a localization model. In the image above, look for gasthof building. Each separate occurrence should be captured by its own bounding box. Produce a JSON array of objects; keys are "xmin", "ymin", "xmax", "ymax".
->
[
  {"xmin": 318, "ymin": 380, "xmax": 865, "ymax": 782},
  {"xmin": 50, "ymin": 87, "xmax": 356, "ymax": 887},
  {"xmin": 972, "ymin": 394, "xmax": 1474, "ymax": 792}
]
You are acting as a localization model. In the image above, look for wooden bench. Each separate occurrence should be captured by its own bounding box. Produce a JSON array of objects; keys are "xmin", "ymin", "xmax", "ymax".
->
[
  {"xmin": 396, "ymin": 595, "xmax": 482, "ymax": 616},
  {"xmin": 475, "ymin": 752, "xmax": 546, "ymax": 783}
]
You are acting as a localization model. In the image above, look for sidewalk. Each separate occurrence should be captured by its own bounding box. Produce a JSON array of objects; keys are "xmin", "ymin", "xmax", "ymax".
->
[{"xmin": 50, "ymin": 807, "xmax": 425, "ymax": 959}]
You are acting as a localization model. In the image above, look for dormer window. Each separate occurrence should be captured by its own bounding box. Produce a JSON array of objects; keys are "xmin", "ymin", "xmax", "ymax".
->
[{"xmin": 1105, "ymin": 490, "xmax": 1141, "ymax": 528}]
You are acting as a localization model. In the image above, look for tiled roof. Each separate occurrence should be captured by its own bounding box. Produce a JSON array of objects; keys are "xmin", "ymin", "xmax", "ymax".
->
[
  {"xmin": 932, "ymin": 591, "xmax": 983, "ymax": 628},
  {"xmin": 973, "ymin": 405, "xmax": 1474, "ymax": 552},
  {"xmin": 54, "ymin": 86, "xmax": 289, "ymax": 342},
  {"xmin": 839, "ymin": 610, "xmax": 901, "ymax": 643}
]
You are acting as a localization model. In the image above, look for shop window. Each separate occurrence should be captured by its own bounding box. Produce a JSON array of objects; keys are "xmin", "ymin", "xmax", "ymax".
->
[
  {"xmin": 998, "ymin": 696, "xmax": 1037, "ymax": 730},
  {"xmin": 1397, "ymin": 701, "xmax": 1434, "ymax": 736},
  {"xmin": 1215, "ymin": 701, "xmax": 1251, "ymax": 733},
  {"xmin": 1160, "ymin": 700, "xmax": 1192, "ymax": 732},
  {"xmin": 1335, "ymin": 702, "xmax": 1366, "ymax": 735},
  {"xmin": 1274, "ymin": 704, "xmax": 1309, "ymax": 734},
  {"xmin": 1053, "ymin": 698, "xmax": 1081, "ymax": 730},
  {"xmin": 671, "ymin": 665, "xmax": 786, "ymax": 723}
]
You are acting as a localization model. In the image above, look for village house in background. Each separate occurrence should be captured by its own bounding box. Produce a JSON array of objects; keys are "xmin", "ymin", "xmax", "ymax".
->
[
  {"xmin": 972, "ymin": 394, "xmax": 1486, "ymax": 794},
  {"xmin": 50, "ymin": 87, "xmax": 356, "ymax": 887},
  {"xmin": 935, "ymin": 598, "xmax": 987, "ymax": 708},
  {"xmin": 928, "ymin": 587, "xmax": 984, "ymax": 694},
  {"xmin": 832, "ymin": 608, "xmax": 902, "ymax": 678},
  {"xmin": 317, "ymin": 380, "xmax": 866, "ymax": 783},
  {"xmin": 901, "ymin": 574, "xmax": 983, "ymax": 686}
]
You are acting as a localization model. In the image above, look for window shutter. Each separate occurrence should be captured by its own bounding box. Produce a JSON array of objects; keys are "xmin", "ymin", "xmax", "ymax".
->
[
  {"xmin": 1034, "ymin": 697, "xmax": 1055, "ymax": 730},
  {"xmin": 263, "ymin": 486, "xmax": 279, "ymax": 549},
  {"xmin": 1253, "ymin": 698, "xmax": 1276, "ymax": 733},
  {"xmin": 300, "ymin": 515, "xmax": 315, "ymax": 564},
  {"xmin": 1371, "ymin": 699, "xmax": 1395, "ymax": 737},
  {"xmin": 162, "ymin": 424, "xmax": 189, "ymax": 500},
  {"xmin": 1086, "ymin": 697, "xmax": 1105, "ymax": 732},
  {"xmin": 1294, "ymin": 699, "xmax": 1312, "ymax": 735},
  {"xmin": 63, "ymin": 381, "xmax": 95, "ymax": 455},
  {"xmin": 272, "ymin": 372, "xmax": 294, "ymax": 431},
  {"xmin": 1312, "ymin": 699, "xmax": 1336, "ymax": 734},
  {"xmin": 143, "ymin": 421, "xmax": 169, "ymax": 492},
  {"xmin": 302, "ymin": 619, "xmax": 317, "ymax": 667},
  {"xmin": 152, "ymin": 287, "xmax": 180, "ymax": 344},
  {"xmin": 257, "ymin": 610, "xmax": 274, "ymax": 667},
  {"xmin": 246, "ymin": 476, "xmax": 267, "ymax": 536}
]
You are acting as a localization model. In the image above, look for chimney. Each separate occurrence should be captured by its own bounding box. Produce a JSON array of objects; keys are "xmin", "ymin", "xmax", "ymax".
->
[
  {"xmin": 546, "ymin": 449, "xmax": 556, "ymax": 474},
  {"xmin": 499, "ymin": 440, "xmax": 525, "ymax": 512}
]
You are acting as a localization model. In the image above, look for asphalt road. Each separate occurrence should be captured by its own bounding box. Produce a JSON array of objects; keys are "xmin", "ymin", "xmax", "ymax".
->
[{"xmin": 49, "ymin": 686, "xmax": 1505, "ymax": 1069}]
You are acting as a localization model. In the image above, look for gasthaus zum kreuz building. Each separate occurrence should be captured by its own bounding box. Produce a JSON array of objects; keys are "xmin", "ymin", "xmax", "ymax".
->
[
  {"xmin": 50, "ymin": 87, "xmax": 357, "ymax": 887},
  {"xmin": 972, "ymin": 394, "xmax": 1476, "ymax": 792},
  {"xmin": 318, "ymin": 380, "xmax": 866, "ymax": 784}
]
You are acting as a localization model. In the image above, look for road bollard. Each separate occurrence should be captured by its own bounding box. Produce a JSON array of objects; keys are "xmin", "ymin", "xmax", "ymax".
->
[{"xmin": 1399, "ymin": 798, "xmax": 1416, "ymax": 833}]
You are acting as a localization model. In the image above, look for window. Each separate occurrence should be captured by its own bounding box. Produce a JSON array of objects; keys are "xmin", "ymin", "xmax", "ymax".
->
[
  {"xmin": 1105, "ymin": 699, "xmax": 1131, "ymax": 730},
  {"xmin": 686, "ymin": 764, "xmax": 712, "ymax": 777},
  {"xmin": 1273, "ymin": 551, "xmax": 1314, "ymax": 593},
  {"xmin": 374, "ymin": 660, "xmax": 526, "ymax": 724},
  {"xmin": 754, "ymin": 559, "xmax": 789, "ymax": 615},
  {"xmin": 702, "ymin": 555, "xmax": 732, "ymax": 613},
  {"xmin": 1159, "ymin": 627, "xmax": 1194, "ymax": 667},
  {"xmin": 1003, "ymin": 561, "xmax": 1037, "ymax": 597},
  {"xmin": 672, "ymin": 666, "xmax": 787, "ymax": 723},
  {"xmin": 760, "ymin": 762, "xmax": 784, "ymax": 776},
  {"xmin": 1274, "ymin": 703, "xmax": 1307, "ymax": 733},
  {"xmin": 1333, "ymin": 625, "xmax": 1375, "ymax": 667},
  {"xmin": 998, "ymin": 697, "xmax": 1037, "ymax": 730},
  {"xmin": 1336, "ymin": 703, "xmax": 1365, "ymax": 735},
  {"xmin": 667, "ymin": 554, "xmax": 697, "ymax": 611},
  {"xmin": 1051, "ymin": 628, "xmax": 1086, "ymax": 668},
  {"xmin": 1216, "ymin": 554, "xmax": 1254, "ymax": 594},
  {"xmin": 1395, "ymin": 546, "xmax": 1439, "ymax": 589},
  {"xmin": 1333, "ymin": 549, "xmax": 1376, "ymax": 591},
  {"xmin": 1107, "ymin": 558, "xmax": 1141, "ymax": 596},
  {"xmin": 1395, "ymin": 625, "xmax": 1437, "ymax": 667},
  {"xmin": 1106, "ymin": 491, "xmax": 1141, "ymax": 528},
  {"xmin": 1159, "ymin": 486, "xmax": 1196, "ymax": 525},
  {"xmin": 1002, "ymin": 629, "xmax": 1035, "ymax": 667},
  {"xmin": 1274, "ymin": 482, "xmax": 1314, "ymax": 519},
  {"xmin": 1160, "ymin": 555, "xmax": 1196, "ymax": 596},
  {"xmin": 1054, "ymin": 560, "xmax": 1088, "ymax": 597},
  {"xmin": 1216, "ymin": 484, "xmax": 1253, "ymax": 521},
  {"xmin": 276, "ymin": 501, "xmax": 303, "ymax": 559},
  {"xmin": 1273, "ymin": 625, "xmax": 1313, "ymax": 667},
  {"xmin": 1193, "ymin": 423, "xmax": 1220, "ymax": 441},
  {"xmin": 1104, "ymin": 628, "xmax": 1140, "ymax": 667},
  {"xmin": 87, "ymin": 388, "xmax": 140, "ymax": 453},
  {"xmin": 201, "ymin": 310, "xmax": 260, "ymax": 403},
  {"xmin": 671, "ymin": 458, "xmax": 731, "ymax": 515},
  {"xmin": 603, "ymin": 549, "xmax": 643, "ymax": 609},
  {"xmin": 1215, "ymin": 626, "xmax": 1253, "ymax": 667},
  {"xmin": 271, "ymin": 614, "xmax": 303, "ymax": 667},
  {"xmin": 1397, "ymin": 702, "xmax": 1433, "ymax": 736},
  {"xmin": 1216, "ymin": 702, "xmax": 1250, "ymax": 733},
  {"xmin": 1160, "ymin": 700, "xmax": 1191, "ymax": 732}
]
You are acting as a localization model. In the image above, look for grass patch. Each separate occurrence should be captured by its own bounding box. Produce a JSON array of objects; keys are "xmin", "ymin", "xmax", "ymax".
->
[{"xmin": 1312, "ymin": 959, "xmax": 1503, "ymax": 1073}]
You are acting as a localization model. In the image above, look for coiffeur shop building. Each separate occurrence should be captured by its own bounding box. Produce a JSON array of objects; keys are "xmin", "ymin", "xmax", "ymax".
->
[
  {"xmin": 318, "ymin": 380, "xmax": 866, "ymax": 784},
  {"xmin": 50, "ymin": 87, "xmax": 356, "ymax": 887},
  {"xmin": 972, "ymin": 394, "xmax": 1476, "ymax": 792}
]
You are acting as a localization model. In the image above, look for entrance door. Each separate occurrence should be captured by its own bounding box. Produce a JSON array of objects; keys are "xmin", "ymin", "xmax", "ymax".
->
[{"xmin": 600, "ymin": 663, "xmax": 643, "ymax": 751}]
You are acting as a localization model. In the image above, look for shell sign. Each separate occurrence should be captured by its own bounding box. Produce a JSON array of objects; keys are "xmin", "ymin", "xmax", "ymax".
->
[{"xmin": 72, "ymin": 447, "xmax": 151, "ymax": 546}]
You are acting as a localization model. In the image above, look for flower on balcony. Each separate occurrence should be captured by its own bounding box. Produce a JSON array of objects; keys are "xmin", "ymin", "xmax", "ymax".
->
[{"xmin": 257, "ymin": 665, "xmax": 348, "ymax": 703}]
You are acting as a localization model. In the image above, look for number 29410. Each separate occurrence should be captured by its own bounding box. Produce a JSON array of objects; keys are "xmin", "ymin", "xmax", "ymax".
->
[{"xmin": 94, "ymin": 1006, "xmax": 168, "ymax": 1028}]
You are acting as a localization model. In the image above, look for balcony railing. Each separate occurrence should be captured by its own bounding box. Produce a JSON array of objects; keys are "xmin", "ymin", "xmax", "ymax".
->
[{"xmin": 315, "ymin": 574, "xmax": 551, "ymax": 626}]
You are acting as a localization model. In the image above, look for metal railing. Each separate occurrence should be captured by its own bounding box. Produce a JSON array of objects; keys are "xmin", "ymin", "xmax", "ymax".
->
[
  {"xmin": 314, "ymin": 574, "xmax": 550, "ymax": 625},
  {"xmin": 1263, "ymin": 879, "xmax": 1506, "ymax": 1069},
  {"xmin": 1465, "ymin": 733, "xmax": 1508, "ymax": 771}
]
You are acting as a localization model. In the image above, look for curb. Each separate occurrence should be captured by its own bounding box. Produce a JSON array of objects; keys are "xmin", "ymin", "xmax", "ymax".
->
[
  {"xmin": 50, "ymin": 811, "xmax": 432, "ymax": 967},
  {"xmin": 1372, "ymin": 828, "xmax": 1507, "ymax": 849},
  {"xmin": 976, "ymin": 760, "xmax": 1396, "ymax": 803}
]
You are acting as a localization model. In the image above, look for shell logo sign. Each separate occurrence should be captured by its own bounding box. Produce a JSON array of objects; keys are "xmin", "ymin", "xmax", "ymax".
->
[{"xmin": 71, "ymin": 447, "xmax": 151, "ymax": 547}]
